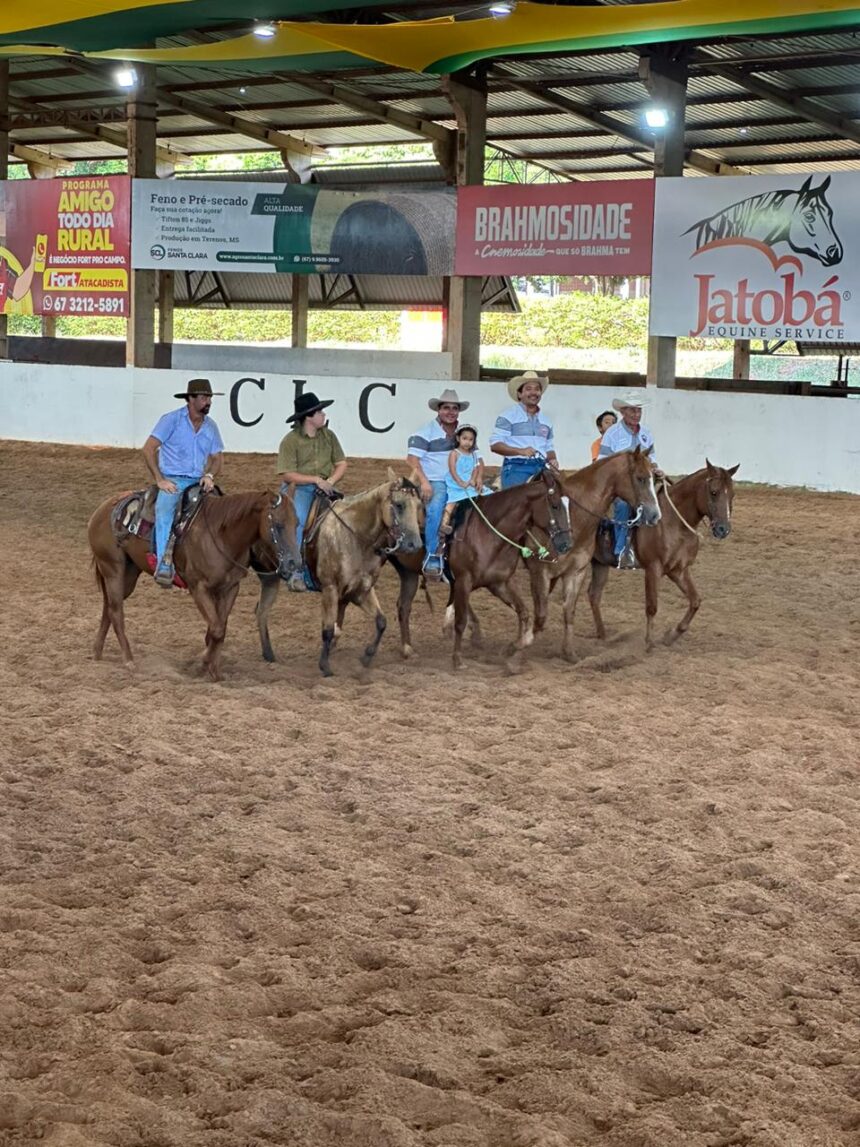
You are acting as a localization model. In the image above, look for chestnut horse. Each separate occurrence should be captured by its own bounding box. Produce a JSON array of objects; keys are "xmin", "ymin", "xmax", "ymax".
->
[
  {"xmin": 254, "ymin": 473, "xmax": 424, "ymax": 678},
  {"xmin": 88, "ymin": 489, "xmax": 300, "ymax": 680},
  {"xmin": 446, "ymin": 469, "xmax": 572, "ymax": 671},
  {"xmin": 588, "ymin": 459, "xmax": 739, "ymax": 648},
  {"xmin": 528, "ymin": 447, "xmax": 662, "ymax": 662}
]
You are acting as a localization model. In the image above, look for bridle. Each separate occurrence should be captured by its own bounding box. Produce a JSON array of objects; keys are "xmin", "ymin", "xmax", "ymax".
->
[
  {"xmin": 378, "ymin": 482, "xmax": 421, "ymax": 555},
  {"xmin": 538, "ymin": 467, "xmax": 572, "ymax": 554}
]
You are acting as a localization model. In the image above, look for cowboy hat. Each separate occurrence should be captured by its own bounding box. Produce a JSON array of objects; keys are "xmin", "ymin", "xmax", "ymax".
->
[
  {"xmin": 612, "ymin": 391, "xmax": 648, "ymax": 412},
  {"xmin": 428, "ymin": 387, "xmax": 469, "ymax": 412},
  {"xmin": 507, "ymin": 370, "xmax": 548, "ymax": 404},
  {"xmin": 286, "ymin": 391, "xmax": 334, "ymax": 423},
  {"xmin": 174, "ymin": 378, "xmax": 224, "ymax": 399}
]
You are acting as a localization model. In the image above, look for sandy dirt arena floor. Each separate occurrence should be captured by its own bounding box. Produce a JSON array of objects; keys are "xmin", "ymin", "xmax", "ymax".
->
[{"xmin": 1, "ymin": 439, "xmax": 859, "ymax": 1147}]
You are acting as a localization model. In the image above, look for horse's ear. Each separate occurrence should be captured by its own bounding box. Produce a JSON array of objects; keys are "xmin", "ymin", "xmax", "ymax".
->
[
  {"xmin": 386, "ymin": 466, "xmax": 397, "ymax": 484},
  {"xmin": 408, "ymin": 467, "xmax": 421, "ymax": 489},
  {"xmin": 727, "ymin": 463, "xmax": 740, "ymax": 477},
  {"xmin": 644, "ymin": 444, "xmax": 654, "ymax": 457},
  {"xmin": 705, "ymin": 457, "xmax": 717, "ymax": 475},
  {"xmin": 632, "ymin": 445, "xmax": 642, "ymax": 457}
]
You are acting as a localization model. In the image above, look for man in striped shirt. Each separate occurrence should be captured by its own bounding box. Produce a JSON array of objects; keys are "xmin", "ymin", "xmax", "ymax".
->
[
  {"xmin": 406, "ymin": 387, "xmax": 468, "ymax": 580},
  {"xmin": 489, "ymin": 371, "xmax": 558, "ymax": 489}
]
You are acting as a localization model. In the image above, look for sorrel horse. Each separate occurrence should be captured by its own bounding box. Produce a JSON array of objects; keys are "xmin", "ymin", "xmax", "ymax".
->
[
  {"xmin": 444, "ymin": 468, "xmax": 572, "ymax": 671},
  {"xmin": 587, "ymin": 460, "xmax": 739, "ymax": 648},
  {"xmin": 88, "ymin": 489, "xmax": 300, "ymax": 680},
  {"xmin": 528, "ymin": 447, "xmax": 662, "ymax": 662},
  {"xmin": 254, "ymin": 472, "xmax": 423, "ymax": 677}
]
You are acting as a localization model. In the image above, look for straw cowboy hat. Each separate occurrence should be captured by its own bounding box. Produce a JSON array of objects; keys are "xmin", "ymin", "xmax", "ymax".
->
[
  {"xmin": 612, "ymin": 390, "xmax": 648, "ymax": 412},
  {"xmin": 428, "ymin": 387, "xmax": 469, "ymax": 412},
  {"xmin": 507, "ymin": 370, "xmax": 548, "ymax": 403},
  {"xmin": 286, "ymin": 391, "xmax": 335, "ymax": 423},
  {"xmin": 174, "ymin": 377, "xmax": 224, "ymax": 399}
]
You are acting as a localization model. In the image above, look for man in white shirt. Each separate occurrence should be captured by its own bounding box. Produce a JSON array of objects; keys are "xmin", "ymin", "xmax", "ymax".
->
[
  {"xmin": 489, "ymin": 371, "xmax": 558, "ymax": 488},
  {"xmin": 406, "ymin": 387, "xmax": 468, "ymax": 579},
  {"xmin": 598, "ymin": 391, "xmax": 661, "ymax": 569}
]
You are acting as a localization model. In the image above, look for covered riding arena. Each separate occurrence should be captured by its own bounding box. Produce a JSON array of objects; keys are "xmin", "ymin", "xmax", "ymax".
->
[
  {"xmin": 2, "ymin": 3, "xmax": 860, "ymax": 1145},
  {"xmin": 3, "ymin": 442, "xmax": 859, "ymax": 1145}
]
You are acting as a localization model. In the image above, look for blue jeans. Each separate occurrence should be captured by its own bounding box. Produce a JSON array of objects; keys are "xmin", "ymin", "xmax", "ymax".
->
[
  {"xmin": 155, "ymin": 476, "xmax": 198, "ymax": 567},
  {"xmin": 423, "ymin": 480, "xmax": 448, "ymax": 566},
  {"xmin": 282, "ymin": 482, "xmax": 318, "ymax": 589},
  {"xmin": 613, "ymin": 499, "xmax": 632, "ymax": 557},
  {"xmin": 501, "ymin": 457, "xmax": 544, "ymax": 489}
]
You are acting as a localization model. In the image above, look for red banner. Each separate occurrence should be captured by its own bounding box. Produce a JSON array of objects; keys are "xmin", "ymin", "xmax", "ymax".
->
[
  {"xmin": 455, "ymin": 181, "xmax": 655, "ymax": 276},
  {"xmin": 2, "ymin": 175, "xmax": 130, "ymax": 318}
]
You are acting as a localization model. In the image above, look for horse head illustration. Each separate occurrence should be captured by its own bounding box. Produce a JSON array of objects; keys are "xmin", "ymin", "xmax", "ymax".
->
[{"xmin": 684, "ymin": 175, "xmax": 843, "ymax": 268}]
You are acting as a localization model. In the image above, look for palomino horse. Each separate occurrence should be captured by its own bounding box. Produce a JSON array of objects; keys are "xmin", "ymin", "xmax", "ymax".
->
[
  {"xmin": 588, "ymin": 459, "xmax": 739, "ymax": 649},
  {"xmin": 445, "ymin": 468, "xmax": 572, "ymax": 671},
  {"xmin": 88, "ymin": 489, "xmax": 300, "ymax": 680},
  {"xmin": 254, "ymin": 472, "xmax": 423, "ymax": 677},
  {"xmin": 528, "ymin": 447, "xmax": 662, "ymax": 662}
]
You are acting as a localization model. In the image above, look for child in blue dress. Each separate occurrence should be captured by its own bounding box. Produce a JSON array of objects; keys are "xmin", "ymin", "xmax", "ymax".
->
[{"xmin": 439, "ymin": 423, "xmax": 492, "ymax": 536}]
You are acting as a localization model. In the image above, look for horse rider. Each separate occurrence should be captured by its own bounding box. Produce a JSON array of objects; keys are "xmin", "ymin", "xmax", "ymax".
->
[
  {"xmin": 598, "ymin": 391, "xmax": 662, "ymax": 570},
  {"xmin": 142, "ymin": 378, "xmax": 225, "ymax": 588},
  {"xmin": 277, "ymin": 390, "xmax": 348, "ymax": 592},
  {"xmin": 489, "ymin": 370, "xmax": 558, "ymax": 488},
  {"xmin": 406, "ymin": 387, "xmax": 467, "ymax": 581}
]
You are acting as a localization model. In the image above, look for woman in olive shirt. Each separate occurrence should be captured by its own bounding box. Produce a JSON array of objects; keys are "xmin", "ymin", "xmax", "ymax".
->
[{"xmin": 277, "ymin": 391, "xmax": 348, "ymax": 591}]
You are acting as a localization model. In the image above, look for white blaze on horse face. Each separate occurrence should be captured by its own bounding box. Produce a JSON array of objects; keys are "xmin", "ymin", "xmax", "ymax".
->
[{"xmin": 647, "ymin": 471, "xmax": 661, "ymax": 521}]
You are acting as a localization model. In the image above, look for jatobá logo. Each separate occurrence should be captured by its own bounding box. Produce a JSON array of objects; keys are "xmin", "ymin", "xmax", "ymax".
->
[{"xmin": 684, "ymin": 176, "xmax": 845, "ymax": 338}]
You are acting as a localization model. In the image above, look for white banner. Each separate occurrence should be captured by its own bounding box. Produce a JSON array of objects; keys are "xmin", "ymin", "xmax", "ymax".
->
[
  {"xmin": 650, "ymin": 174, "xmax": 859, "ymax": 343},
  {"xmin": 131, "ymin": 179, "xmax": 455, "ymax": 275}
]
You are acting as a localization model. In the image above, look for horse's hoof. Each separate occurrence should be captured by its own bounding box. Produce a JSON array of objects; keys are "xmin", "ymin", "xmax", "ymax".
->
[
  {"xmin": 320, "ymin": 666, "xmax": 334, "ymax": 678},
  {"xmin": 262, "ymin": 650, "xmax": 277, "ymax": 664},
  {"xmin": 562, "ymin": 650, "xmax": 578, "ymax": 665},
  {"xmin": 452, "ymin": 656, "xmax": 462, "ymax": 671},
  {"xmin": 505, "ymin": 654, "xmax": 524, "ymax": 676},
  {"xmin": 663, "ymin": 628, "xmax": 680, "ymax": 646},
  {"xmin": 401, "ymin": 644, "xmax": 415, "ymax": 660}
]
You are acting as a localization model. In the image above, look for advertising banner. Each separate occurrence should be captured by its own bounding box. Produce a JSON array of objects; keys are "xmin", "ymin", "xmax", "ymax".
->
[
  {"xmin": 132, "ymin": 180, "xmax": 456, "ymax": 276},
  {"xmin": 455, "ymin": 181, "xmax": 655, "ymax": 276},
  {"xmin": 2, "ymin": 176, "xmax": 130, "ymax": 317},
  {"xmin": 650, "ymin": 173, "xmax": 860, "ymax": 342}
]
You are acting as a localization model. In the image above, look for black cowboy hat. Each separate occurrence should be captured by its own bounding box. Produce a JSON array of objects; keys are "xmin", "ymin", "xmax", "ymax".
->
[
  {"xmin": 174, "ymin": 378, "xmax": 224, "ymax": 399},
  {"xmin": 286, "ymin": 391, "xmax": 334, "ymax": 423}
]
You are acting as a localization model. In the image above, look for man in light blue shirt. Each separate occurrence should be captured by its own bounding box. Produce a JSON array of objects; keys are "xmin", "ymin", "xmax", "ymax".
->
[
  {"xmin": 598, "ymin": 391, "xmax": 661, "ymax": 569},
  {"xmin": 406, "ymin": 387, "xmax": 467, "ymax": 580},
  {"xmin": 489, "ymin": 371, "xmax": 558, "ymax": 488},
  {"xmin": 142, "ymin": 378, "xmax": 225, "ymax": 587}
]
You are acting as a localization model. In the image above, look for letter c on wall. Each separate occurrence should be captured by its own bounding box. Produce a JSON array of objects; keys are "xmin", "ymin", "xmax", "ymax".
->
[
  {"xmin": 359, "ymin": 382, "xmax": 396, "ymax": 434},
  {"xmin": 230, "ymin": 376, "xmax": 265, "ymax": 427}
]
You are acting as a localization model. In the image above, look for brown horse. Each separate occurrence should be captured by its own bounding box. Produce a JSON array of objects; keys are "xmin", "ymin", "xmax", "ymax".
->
[
  {"xmin": 254, "ymin": 472, "xmax": 424, "ymax": 677},
  {"xmin": 88, "ymin": 489, "xmax": 300, "ymax": 680},
  {"xmin": 528, "ymin": 447, "xmax": 662, "ymax": 662},
  {"xmin": 445, "ymin": 468, "xmax": 572, "ymax": 671},
  {"xmin": 588, "ymin": 459, "xmax": 739, "ymax": 648}
]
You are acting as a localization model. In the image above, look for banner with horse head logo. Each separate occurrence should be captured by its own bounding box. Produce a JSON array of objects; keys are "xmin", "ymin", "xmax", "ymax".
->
[{"xmin": 649, "ymin": 173, "xmax": 858, "ymax": 344}]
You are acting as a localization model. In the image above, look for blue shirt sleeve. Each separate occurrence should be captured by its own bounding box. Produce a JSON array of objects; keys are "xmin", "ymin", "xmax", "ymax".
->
[
  {"xmin": 150, "ymin": 411, "xmax": 176, "ymax": 443},
  {"xmin": 208, "ymin": 420, "xmax": 225, "ymax": 455}
]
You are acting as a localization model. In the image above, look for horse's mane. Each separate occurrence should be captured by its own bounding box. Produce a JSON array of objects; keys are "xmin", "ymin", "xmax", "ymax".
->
[
  {"xmin": 203, "ymin": 490, "xmax": 268, "ymax": 529},
  {"xmin": 340, "ymin": 476, "xmax": 418, "ymax": 510}
]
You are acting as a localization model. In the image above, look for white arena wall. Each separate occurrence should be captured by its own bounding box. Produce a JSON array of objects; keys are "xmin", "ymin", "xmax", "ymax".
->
[{"xmin": 1, "ymin": 363, "xmax": 858, "ymax": 494}]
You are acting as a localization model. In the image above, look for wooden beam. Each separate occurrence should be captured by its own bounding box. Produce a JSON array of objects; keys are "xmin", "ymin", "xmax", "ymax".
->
[{"xmin": 492, "ymin": 64, "xmax": 748, "ymax": 177}]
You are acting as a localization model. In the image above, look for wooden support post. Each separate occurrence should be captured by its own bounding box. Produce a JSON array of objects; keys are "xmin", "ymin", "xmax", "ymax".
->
[
  {"xmin": 126, "ymin": 65, "xmax": 157, "ymax": 368},
  {"xmin": 41, "ymin": 316, "xmax": 57, "ymax": 338},
  {"xmin": 291, "ymin": 275, "xmax": 309, "ymax": 348},
  {"xmin": 158, "ymin": 270, "xmax": 174, "ymax": 345},
  {"xmin": 733, "ymin": 339, "xmax": 751, "ymax": 380},
  {"xmin": 0, "ymin": 62, "xmax": 9, "ymax": 360},
  {"xmin": 640, "ymin": 49, "xmax": 688, "ymax": 390},
  {"xmin": 443, "ymin": 70, "xmax": 487, "ymax": 381}
]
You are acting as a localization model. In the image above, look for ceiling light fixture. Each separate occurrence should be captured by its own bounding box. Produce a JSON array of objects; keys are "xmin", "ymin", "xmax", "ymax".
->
[
  {"xmin": 644, "ymin": 106, "xmax": 669, "ymax": 129},
  {"xmin": 253, "ymin": 22, "xmax": 277, "ymax": 37},
  {"xmin": 115, "ymin": 67, "xmax": 138, "ymax": 89}
]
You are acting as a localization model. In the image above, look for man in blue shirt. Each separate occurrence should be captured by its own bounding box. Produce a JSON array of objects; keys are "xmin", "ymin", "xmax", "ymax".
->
[
  {"xmin": 598, "ymin": 391, "xmax": 661, "ymax": 569},
  {"xmin": 406, "ymin": 387, "xmax": 467, "ymax": 580},
  {"xmin": 142, "ymin": 378, "xmax": 225, "ymax": 587},
  {"xmin": 489, "ymin": 371, "xmax": 558, "ymax": 488}
]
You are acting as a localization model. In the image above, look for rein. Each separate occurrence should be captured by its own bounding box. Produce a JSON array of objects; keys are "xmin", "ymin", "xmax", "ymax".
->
[
  {"xmin": 659, "ymin": 480, "xmax": 700, "ymax": 537},
  {"xmin": 464, "ymin": 492, "xmax": 552, "ymax": 561}
]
